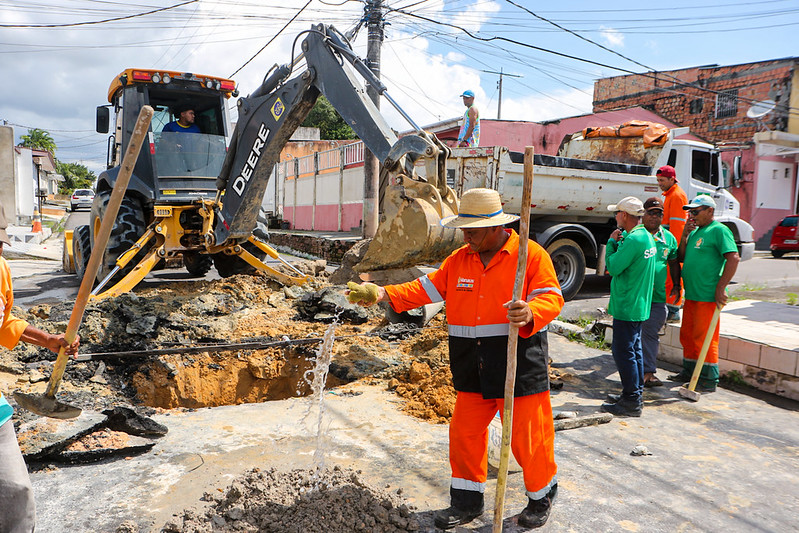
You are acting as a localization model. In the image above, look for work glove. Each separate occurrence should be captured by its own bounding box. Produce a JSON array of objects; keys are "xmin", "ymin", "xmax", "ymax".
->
[{"xmin": 346, "ymin": 281, "xmax": 379, "ymax": 305}]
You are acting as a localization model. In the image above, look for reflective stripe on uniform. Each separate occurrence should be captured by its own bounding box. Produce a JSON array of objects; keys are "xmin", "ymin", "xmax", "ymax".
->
[
  {"xmin": 527, "ymin": 286, "xmax": 562, "ymax": 300},
  {"xmin": 449, "ymin": 323, "xmax": 509, "ymax": 338},
  {"xmin": 420, "ymin": 275, "xmax": 444, "ymax": 303},
  {"xmin": 451, "ymin": 477, "xmax": 486, "ymax": 493},
  {"xmin": 527, "ymin": 476, "xmax": 558, "ymax": 500}
]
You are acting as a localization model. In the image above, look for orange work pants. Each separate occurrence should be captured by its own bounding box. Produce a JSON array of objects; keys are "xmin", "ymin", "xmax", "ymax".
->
[
  {"xmin": 449, "ymin": 391, "xmax": 557, "ymax": 500},
  {"xmin": 679, "ymin": 300, "xmax": 721, "ymax": 383},
  {"xmin": 665, "ymin": 264, "xmax": 683, "ymax": 307}
]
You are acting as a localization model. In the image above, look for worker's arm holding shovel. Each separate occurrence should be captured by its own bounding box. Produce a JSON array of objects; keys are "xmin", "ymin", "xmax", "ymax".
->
[{"xmin": 19, "ymin": 325, "xmax": 79, "ymax": 356}]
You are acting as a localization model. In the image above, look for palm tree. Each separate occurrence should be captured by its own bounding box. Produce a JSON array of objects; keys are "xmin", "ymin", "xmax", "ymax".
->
[{"xmin": 19, "ymin": 128, "xmax": 57, "ymax": 154}]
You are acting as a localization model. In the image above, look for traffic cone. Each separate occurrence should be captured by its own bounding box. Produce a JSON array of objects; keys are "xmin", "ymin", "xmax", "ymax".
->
[{"xmin": 31, "ymin": 209, "xmax": 42, "ymax": 233}]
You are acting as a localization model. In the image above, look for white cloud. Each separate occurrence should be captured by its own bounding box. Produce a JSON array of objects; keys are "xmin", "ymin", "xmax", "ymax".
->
[
  {"xmin": 497, "ymin": 88, "xmax": 594, "ymax": 123},
  {"xmin": 599, "ymin": 26, "xmax": 625, "ymax": 48}
]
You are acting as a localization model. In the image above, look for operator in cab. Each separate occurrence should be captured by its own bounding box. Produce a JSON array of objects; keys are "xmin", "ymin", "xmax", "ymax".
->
[{"xmin": 163, "ymin": 103, "xmax": 201, "ymax": 134}]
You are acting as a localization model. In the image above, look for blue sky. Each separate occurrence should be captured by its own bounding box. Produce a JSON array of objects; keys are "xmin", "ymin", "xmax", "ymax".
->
[{"xmin": 1, "ymin": 0, "xmax": 797, "ymax": 174}]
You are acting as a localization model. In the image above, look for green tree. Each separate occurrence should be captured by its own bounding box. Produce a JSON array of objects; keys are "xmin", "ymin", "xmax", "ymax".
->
[
  {"xmin": 56, "ymin": 161, "xmax": 96, "ymax": 193},
  {"xmin": 301, "ymin": 96, "xmax": 357, "ymax": 140},
  {"xmin": 19, "ymin": 128, "xmax": 57, "ymax": 154}
]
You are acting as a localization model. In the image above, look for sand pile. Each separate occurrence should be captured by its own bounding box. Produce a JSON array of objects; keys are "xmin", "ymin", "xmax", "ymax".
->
[{"xmin": 160, "ymin": 466, "xmax": 419, "ymax": 532}]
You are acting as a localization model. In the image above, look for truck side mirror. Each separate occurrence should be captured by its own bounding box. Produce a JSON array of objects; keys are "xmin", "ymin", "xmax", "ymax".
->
[
  {"xmin": 732, "ymin": 155, "xmax": 742, "ymax": 187},
  {"xmin": 96, "ymin": 106, "xmax": 109, "ymax": 134}
]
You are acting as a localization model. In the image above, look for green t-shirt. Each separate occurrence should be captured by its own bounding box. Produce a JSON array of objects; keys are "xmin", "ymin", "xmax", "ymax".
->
[
  {"xmin": 683, "ymin": 220, "xmax": 738, "ymax": 302},
  {"xmin": 606, "ymin": 225, "xmax": 656, "ymax": 321},
  {"xmin": 651, "ymin": 226, "xmax": 679, "ymax": 303}
]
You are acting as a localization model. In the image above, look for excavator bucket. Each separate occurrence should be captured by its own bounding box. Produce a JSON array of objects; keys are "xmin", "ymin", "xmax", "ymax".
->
[{"xmin": 356, "ymin": 133, "xmax": 462, "ymax": 272}]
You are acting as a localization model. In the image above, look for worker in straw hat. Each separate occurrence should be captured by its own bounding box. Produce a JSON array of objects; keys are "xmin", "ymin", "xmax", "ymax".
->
[{"xmin": 348, "ymin": 188, "xmax": 564, "ymax": 529}]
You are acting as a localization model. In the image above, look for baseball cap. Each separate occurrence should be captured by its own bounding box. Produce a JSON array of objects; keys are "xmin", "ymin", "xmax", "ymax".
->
[
  {"xmin": 683, "ymin": 195, "xmax": 716, "ymax": 210},
  {"xmin": 607, "ymin": 196, "xmax": 645, "ymax": 216},
  {"xmin": 656, "ymin": 165, "xmax": 676, "ymax": 179},
  {"xmin": 0, "ymin": 203, "xmax": 11, "ymax": 246},
  {"xmin": 460, "ymin": 90, "xmax": 475, "ymax": 98},
  {"xmin": 643, "ymin": 197, "xmax": 664, "ymax": 212}
]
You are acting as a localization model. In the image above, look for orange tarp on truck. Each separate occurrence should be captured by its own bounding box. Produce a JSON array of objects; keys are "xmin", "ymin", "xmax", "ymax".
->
[{"xmin": 582, "ymin": 120, "xmax": 670, "ymax": 148}]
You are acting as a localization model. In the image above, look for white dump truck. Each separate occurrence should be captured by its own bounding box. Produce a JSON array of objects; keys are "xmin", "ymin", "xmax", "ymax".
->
[{"xmin": 443, "ymin": 127, "xmax": 755, "ymax": 300}]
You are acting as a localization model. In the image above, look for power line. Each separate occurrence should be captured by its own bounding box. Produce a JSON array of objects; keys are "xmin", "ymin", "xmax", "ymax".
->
[
  {"xmin": 0, "ymin": 0, "xmax": 199, "ymax": 28},
  {"xmin": 228, "ymin": 0, "xmax": 313, "ymax": 78}
]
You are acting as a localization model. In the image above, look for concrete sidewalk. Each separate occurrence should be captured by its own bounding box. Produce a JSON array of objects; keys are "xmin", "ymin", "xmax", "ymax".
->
[{"xmin": 27, "ymin": 334, "xmax": 799, "ymax": 533}]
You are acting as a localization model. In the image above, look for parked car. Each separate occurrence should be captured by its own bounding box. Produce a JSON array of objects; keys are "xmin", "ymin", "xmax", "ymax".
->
[
  {"xmin": 770, "ymin": 214, "xmax": 799, "ymax": 258},
  {"xmin": 70, "ymin": 189, "xmax": 95, "ymax": 211}
]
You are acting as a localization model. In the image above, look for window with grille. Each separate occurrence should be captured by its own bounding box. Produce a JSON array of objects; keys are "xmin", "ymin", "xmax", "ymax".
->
[{"xmin": 715, "ymin": 89, "xmax": 738, "ymax": 118}]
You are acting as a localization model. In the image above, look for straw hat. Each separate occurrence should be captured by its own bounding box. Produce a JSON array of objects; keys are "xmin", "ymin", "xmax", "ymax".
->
[{"xmin": 440, "ymin": 188, "xmax": 519, "ymax": 229}]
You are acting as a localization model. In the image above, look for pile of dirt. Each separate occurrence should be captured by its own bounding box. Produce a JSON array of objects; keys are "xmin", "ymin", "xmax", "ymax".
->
[
  {"xmin": 389, "ymin": 362, "xmax": 455, "ymax": 424},
  {"xmin": 159, "ymin": 466, "xmax": 419, "ymax": 533}
]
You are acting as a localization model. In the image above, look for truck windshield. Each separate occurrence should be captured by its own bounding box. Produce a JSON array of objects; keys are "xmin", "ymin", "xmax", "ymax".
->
[{"xmin": 153, "ymin": 132, "xmax": 227, "ymax": 178}]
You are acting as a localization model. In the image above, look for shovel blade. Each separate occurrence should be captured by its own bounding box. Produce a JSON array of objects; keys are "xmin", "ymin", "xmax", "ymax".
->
[
  {"xmin": 678, "ymin": 385, "xmax": 701, "ymax": 402},
  {"xmin": 13, "ymin": 391, "xmax": 82, "ymax": 419}
]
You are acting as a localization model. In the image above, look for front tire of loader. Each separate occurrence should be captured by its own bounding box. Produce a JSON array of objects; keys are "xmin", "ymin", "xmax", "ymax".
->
[
  {"xmin": 90, "ymin": 191, "xmax": 149, "ymax": 286},
  {"xmin": 72, "ymin": 225, "xmax": 92, "ymax": 281},
  {"xmin": 546, "ymin": 238, "xmax": 585, "ymax": 302},
  {"xmin": 183, "ymin": 251, "xmax": 213, "ymax": 277}
]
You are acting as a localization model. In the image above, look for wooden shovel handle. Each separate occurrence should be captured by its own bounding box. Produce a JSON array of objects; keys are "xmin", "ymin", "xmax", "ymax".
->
[
  {"xmin": 493, "ymin": 147, "xmax": 534, "ymax": 532},
  {"xmin": 45, "ymin": 106, "xmax": 154, "ymax": 400}
]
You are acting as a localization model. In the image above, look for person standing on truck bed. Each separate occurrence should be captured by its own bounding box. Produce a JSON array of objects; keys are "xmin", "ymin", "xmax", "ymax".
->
[
  {"xmin": 457, "ymin": 90, "xmax": 480, "ymax": 147},
  {"xmin": 0, "ymin": 203, "xmax": 80, "ymax": 532},
  {"xmin": 163, "ymin": 103, "xmax": 201, "ymax": 134},
  {"xmin": 671, "ymin": 195, "xmax": 739, "ymax": 392},
  {"xmin": 657, "ymin": 165, "xmax": 687, "ymax": 322},
  {"xmin": 602, "ymin": 196, "xmax": 656, "ymax": 417},
  {"xmin": 347, "ymin": 188, "xmax": 563, "ymax": 529}
]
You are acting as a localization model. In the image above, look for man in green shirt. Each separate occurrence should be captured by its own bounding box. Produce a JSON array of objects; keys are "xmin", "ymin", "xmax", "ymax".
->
[
  {"xmin": 602, "ymin": 197, "xmax": 656, "ymax": 417},
  {"xmin": 671, "ymin": 195, "xmax": 739, "ymax": 391},
  {"xmin": 640, "ymin": 198, "xmax": 681, "ymax": 387}
]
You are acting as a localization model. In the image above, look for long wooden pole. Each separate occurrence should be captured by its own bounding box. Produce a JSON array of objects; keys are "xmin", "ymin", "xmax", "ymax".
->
[
  {"xmin": 43, "ymin": 106, "xmax": 154, "ymax": 402},
  {"xmin": 493, "ymin": 146, "xmax": 534, "ymax": 531}
]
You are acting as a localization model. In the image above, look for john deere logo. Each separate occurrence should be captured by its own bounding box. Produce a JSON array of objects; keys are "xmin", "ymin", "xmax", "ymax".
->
[{"xmin": 271, "ymin": 98, "xmax": 284, "ymax": 120}]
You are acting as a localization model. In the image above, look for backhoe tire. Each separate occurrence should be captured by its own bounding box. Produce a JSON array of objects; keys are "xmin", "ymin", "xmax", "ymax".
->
[
  {"xmin": 183, "ymin": 251, "xmax": 213, "ymax": 277},
  {"xmin": 90, "ymin": 191, "xmax": 149, "ymax": 286},
  {"xmin": 546, "ymin": 238, "xmax": 585, "ymax": 302},
  {"xmin": 72, "ymin": 225, "xmax": 92, "ymax": 281},
  {"xmin": 212, "ymin": 206, "xmax": 270, "ymax": 278}
]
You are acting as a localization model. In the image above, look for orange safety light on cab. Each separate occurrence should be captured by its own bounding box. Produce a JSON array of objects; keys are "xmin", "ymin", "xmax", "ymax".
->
[{"xmin": 220, "ymin": 80, "xmax": 236, "ymax": 92}]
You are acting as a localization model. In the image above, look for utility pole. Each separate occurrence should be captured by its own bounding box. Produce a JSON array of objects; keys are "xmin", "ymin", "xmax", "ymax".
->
[
  {"xmin": 362, "ymin": 0, "xmax": 384, "ymax": 239},
  {"xmin": 482, "ymin": 69, "xmax": 522, "ymax": 120}
]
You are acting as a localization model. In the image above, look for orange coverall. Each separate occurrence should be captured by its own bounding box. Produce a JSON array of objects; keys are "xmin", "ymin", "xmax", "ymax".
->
[{"xmin": 386, "ymin": 230, "xmax": 564, "ymax": 508}]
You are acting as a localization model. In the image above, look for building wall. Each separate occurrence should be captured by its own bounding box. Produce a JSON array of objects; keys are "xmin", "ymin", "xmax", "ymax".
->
[
  {"xmin": 0, "ymin": 126, "xmax": 16, "ymax": 220},
  {"xmin": 592, "ymin": 58, "xmax": 799, "ymax": 242}
]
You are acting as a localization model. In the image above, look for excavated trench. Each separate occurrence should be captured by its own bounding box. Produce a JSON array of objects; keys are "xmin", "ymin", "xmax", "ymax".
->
[{"xmin": 9, "ymin": 264, "xmax": 451, "ymax": 417}]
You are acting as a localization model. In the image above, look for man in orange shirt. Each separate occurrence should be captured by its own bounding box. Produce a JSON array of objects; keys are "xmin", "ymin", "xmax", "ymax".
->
[
  {"xmin": 0, "ymin": 203, "xmax": 79, "ymax": 532},
  {"xmin": 657, "ymin": 165, "xmax": 688, "ymax": 322},
  {"xmin": 350, "ymin": 189, "xmax": 564, "ymax": 529}
]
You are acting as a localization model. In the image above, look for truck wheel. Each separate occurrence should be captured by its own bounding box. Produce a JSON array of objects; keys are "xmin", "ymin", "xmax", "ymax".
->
[
  {"xmin": 546, "ymin": 239, "xmax": 585, "ymax": 301},
  {"xmin": 183, "ymin": 251, "xmax": 213, "ymax": 277},
  {"xmin": 90, "ymin": 191, "xmax": 149, "ymax": 286},
  {"xmin": 72, "ymin": 225, "xmax": 92, "ymax": 281},
  {"xmin": 771, "ymin": 250, "xmax": 785, "ymax": 258}
]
